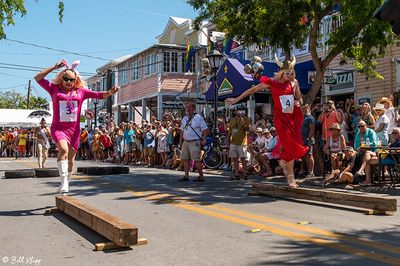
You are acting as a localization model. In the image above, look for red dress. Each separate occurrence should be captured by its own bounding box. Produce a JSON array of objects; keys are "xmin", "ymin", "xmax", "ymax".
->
[{"xmin": 260, "ymin": 76, "xmax": 308, "ymax": 162}]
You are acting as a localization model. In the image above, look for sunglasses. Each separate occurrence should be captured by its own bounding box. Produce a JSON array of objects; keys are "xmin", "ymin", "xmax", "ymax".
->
[
  {"xmin": 394, "ymin": 132, "xmax": 399, "ymax": 135},
  {"xmin": 358, "ymin": 125, "xmax": 366, "ymax": 128},
  {"xmin": 284, "ymin": 72, "xmax": 292, "ymax": 76},
  {"xmin": 63, "ymin": 76, "xmax": 76, "ymax": 83}
]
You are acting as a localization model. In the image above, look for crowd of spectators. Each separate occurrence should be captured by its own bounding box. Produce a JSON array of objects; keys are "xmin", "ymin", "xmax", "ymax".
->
[{"xmin": 1, "ymin": 95, "xmax": 400, "ymax": 186}]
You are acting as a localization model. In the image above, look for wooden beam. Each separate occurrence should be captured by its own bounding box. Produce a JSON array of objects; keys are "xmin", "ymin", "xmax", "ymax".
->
[
  {"xmin": 56, "ymin": 195, "xmax": 138, "ymax": 247},
  {"xmin": 251, "ymin": 183, "xmax": 397, "ymax": 212}
]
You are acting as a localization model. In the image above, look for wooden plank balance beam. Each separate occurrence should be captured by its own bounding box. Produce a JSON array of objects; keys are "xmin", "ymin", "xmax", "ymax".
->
[
  {"xmin": 251, "ymin": 183, "xmax": 397, "ymax": 214},
  {"xmin": 55, "ymin": 195, "xmax": 144, "ymax": 250}
]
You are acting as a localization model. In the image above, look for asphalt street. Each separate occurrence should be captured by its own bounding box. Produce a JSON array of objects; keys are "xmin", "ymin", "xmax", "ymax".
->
[{"xmin": 0, "ymin": 157, "xmax": 400, "ymax": 266}]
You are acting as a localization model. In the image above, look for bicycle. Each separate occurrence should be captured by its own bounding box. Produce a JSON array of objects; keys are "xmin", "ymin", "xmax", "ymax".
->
[{"xmin": 202, "ymin": 132, "xmax": 227, "ymax": 169}]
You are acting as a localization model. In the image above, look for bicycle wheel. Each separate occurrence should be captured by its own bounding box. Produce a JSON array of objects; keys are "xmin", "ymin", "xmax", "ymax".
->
[{"xmin": 203, "ymin": 148, "xmax": 223, "ymax": 169}]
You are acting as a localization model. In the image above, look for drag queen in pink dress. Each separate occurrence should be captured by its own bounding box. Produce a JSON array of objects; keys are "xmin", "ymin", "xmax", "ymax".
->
[{"xmin": 35, "ymin": 59, "xmax": 118, "ymax": 193}]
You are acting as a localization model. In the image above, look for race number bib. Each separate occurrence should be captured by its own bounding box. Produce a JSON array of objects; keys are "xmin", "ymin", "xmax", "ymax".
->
[
  {"xmin": 279, "ymin": 95, "xmax": 294, "ymax": 114},
  {"xmin": 59, "ymin": 100, "xmax": 78, "ymax": 122}
]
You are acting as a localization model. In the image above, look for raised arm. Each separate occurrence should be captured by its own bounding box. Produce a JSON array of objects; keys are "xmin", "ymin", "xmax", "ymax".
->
[{"xmin": 34, "ymin": 60, "xmax": 66, "ymax": 82}]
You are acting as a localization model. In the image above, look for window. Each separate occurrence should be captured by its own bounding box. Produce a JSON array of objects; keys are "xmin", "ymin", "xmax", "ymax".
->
[
  {"xmin": 150, "ymin": 54, "xmax": 157, "ymax": 74},
  {"xmin": 181, "ymin": 52, "xmax": 196, "ymax": 73},
  {"xmin": 163, "ymin": 51, "xmax": 178, "ymax": 73},
  {"xmin": 171, "ymin": 52, "xmax": 178, "ymax": 72},
  {"xmin": 118, "ymin": 66, "xmax": 128, "ymax": 85},
  {"xmin": 163, "ymin": 52, "xmax": 170, "ymax": 73},
  {"xmin": 130, "ymin": 60, "xmax": 142, "ymax": 81},
  {"xmin": 144, "ymin": 54, "xmax": 157, "ymax": 76}
]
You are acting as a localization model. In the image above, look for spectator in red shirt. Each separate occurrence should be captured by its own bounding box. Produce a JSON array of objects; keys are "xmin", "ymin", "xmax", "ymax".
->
[{"xmin": 99, "ymin": 129, "xmax": 113, "ymax": 160}]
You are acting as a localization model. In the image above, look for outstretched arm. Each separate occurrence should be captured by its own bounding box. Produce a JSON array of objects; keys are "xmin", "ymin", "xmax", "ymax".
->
[
  {"xmin": 225, "ymin": 82, "xmax": 269, "ymax": 106},
  {"xmin": 101, "ymin": 86, "xmax": 119, "ymax": 99}
]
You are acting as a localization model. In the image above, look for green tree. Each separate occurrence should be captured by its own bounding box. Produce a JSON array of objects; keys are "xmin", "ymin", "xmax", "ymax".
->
[
  {"xmin": 188, "ymin": 0, "xmax": 400, "ymax": 103},
  {"xmin": 29, "ymin": 96, "xmax": 50, "ymax": 110},
  {"xmin": 0, "ymin": 1, "xmax": 64, "ymax": 39},
  {"xmin": 0, "ymin": 91, "xmax": 49, "ymax": 110}
]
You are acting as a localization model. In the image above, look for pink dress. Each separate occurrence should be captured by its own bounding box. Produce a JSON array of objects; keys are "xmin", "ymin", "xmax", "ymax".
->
[{"xmin": 37, "ymin": 78, "xmax": 103, "ymax": 151}]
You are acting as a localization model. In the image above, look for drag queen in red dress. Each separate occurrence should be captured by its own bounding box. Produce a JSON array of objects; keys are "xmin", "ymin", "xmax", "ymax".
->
[{"xmin": 225, "ymin": 55, "xmax": 308, "ymax": 188}]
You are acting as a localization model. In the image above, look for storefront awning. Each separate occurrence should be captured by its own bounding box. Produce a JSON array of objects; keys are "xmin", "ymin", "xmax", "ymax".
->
[
  {"xmin": 205, "ymin": 58, "xmax": 316, "ymax": 101},
  {"xmin": 205, "ymin": 58, "xmax": 255, "ymax": 101}
]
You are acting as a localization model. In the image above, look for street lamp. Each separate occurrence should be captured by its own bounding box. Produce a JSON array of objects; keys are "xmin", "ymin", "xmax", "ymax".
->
[
  {"xmin": 93, "ymin": 98, "xmax": 99, "ymax": 128},
  {"xmin": 206, "ymin": 50, "xmax": 225, "ymax": 136}
]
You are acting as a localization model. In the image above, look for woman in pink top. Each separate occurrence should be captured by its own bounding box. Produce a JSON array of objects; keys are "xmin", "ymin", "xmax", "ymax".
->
[{"xmin": 35, "ymin": 59, "xmax": 118, "ymax": 193}]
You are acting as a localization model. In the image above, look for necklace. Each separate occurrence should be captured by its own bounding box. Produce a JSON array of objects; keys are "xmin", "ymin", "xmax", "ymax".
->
[{"xmin": 62, "ymin": 87, "xmax": 77, "ymax": 114}]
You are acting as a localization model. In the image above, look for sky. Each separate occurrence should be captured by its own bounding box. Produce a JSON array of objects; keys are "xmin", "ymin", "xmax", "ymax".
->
[{"xmin": 0, "ymin": 0, "xmax": 197, "ymax": 99}]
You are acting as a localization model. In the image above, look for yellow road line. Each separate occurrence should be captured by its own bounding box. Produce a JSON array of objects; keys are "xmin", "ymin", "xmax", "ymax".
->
[
  {"xmin": 206, "ymin": 204, "xmax": 400, "ymax": 255},
  {"xmin": 172, "ymin": 202, "xmax": 400, "ymax": 265},
  {"xmin": 53, "ymin": 172, "xmax": 400, "ymax": 263}
]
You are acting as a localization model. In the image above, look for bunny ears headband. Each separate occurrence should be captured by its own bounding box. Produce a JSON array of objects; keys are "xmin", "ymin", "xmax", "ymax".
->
[{"xmin": 63, "ymin": 59, "xmax": 80, "ymax": 71}]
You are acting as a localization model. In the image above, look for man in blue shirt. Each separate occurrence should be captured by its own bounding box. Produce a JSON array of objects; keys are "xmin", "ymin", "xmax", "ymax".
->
[{"xmin": 354, "ymin": 120, "xmax": 378, "ymax": 151}]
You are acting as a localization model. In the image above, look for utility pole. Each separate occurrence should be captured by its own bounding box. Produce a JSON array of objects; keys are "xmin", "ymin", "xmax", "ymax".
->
[
  {"xmin": 27, "ymin": 80, "xmax": 31, "ymax": 109},
  {"xmin": 106, "ymin": 69, "xmax": 113, "ymax": 117}
]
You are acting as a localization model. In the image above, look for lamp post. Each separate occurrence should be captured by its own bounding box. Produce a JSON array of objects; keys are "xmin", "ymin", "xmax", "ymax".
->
[
  {"xmin": 93, "ymin": 98, "xmax": 99, "ymax": 128},
  {"xmin": 206, "ymin": 50, "xmax": 225, "ymax": 137}
]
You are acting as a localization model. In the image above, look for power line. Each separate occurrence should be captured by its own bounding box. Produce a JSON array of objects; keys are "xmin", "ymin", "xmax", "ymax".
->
[
  {"xmin": 0, "ymin": 71, "xmax": 32, "ymax": 79},
  {"xmin": 0, "ymin": 62, "xmax": 97, "ymax": 76},
  {"xmin": 0, "ymin": 84, "xmax": 28, "ymax": 90},
  {"xmin": 0, "ymin": 47, "xmax": 145, "ymax": 56},
  {"xmin": 0, "ymin": 65, "xmax": 97, "ymax": 77},
  {"xmin": 3, "ymin": 37, "xmax": 114, "ymax": 61},
  {"xmin": 0, "ymin": 48, "xmax": 196, "ymax": 79}
]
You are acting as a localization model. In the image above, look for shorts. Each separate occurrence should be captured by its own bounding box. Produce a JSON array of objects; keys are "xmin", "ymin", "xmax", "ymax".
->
[
  {"xmin": 181, "ymin": 140, "xmax": 201, "ymax": 161},
  {"xmin": 126, "ymin": 143, "xmax": 133, "ymax": 152},
  {"xmin": 229, "ymin": 144, "xmax": 246, "ymax": 158},
  {"xmin": 81, "ymin": 142, "xmax": 89, "ymax": 149},
  {"xmin": 303, "ymin": 138, "xmax": 314, "ymax": 155},
  {"xmin": 144, "ymin": 147, "xmax": 155, "ymax": 157},
  {"xmin": 103, "ymin": 147, "xmax": 112, "ymax": 152},
  {"xmin": 352, "ymin": 173, "xmax": 365, "ymax": 184},
  {"xmin": 18, "ymin": 145, "xmax": 26, "ymax": 153}
]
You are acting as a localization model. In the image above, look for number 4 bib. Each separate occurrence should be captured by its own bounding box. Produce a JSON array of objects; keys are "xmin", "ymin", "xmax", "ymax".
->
[
  {"xmin": 279, "ymin": 95, "xmax": 294, "ymax": 114},
  {"xmin": 59, "ymin": 100, "xmax": 78, "ymax": 122}
]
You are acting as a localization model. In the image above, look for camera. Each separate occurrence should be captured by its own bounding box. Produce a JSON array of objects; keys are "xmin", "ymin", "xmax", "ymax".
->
[{"xmin": 337, "ymin": 152, "xmax": 345, "ymax": 161}]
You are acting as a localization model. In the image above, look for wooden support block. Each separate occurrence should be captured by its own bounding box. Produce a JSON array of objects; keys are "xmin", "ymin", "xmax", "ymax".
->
[
  {"xmin": 252, "ymin": 183, "xmax": 397, "ymax": 212},
  {"xmin": 44, "ymin": 207, "xmax": 60, "ymax": 215},
  {"xmin": 94, "ymin": 238, "xmax": 148, "ymax": 251},
  {"xmin": 364, "ymin": 209, "xmax": 395, "ymax": 216},
  {"xmin": 94, "ymin": 242, "xmax": 120, "ymax": 251},
  {"xmin": 56, "ymin": 195, "xmax": 138, "ymax": 247},
  {"xmin": 137, "ymin": 238, "xmax": 148, "ymax": 246}
]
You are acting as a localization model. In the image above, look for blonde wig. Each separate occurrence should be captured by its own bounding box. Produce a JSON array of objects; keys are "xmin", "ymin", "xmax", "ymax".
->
[{"xmin": 53, "ymin": 69, "xmax": 87, "ymax": 89}]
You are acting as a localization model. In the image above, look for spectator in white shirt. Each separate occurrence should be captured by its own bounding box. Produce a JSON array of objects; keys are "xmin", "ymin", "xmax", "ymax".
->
[
  {"xmin": 373, "ymin": 103, "xmax": 389, "ymax": 145},
  {"xmin": 179, "ymin": 102, "xmax": 210, "ymax": 182}
]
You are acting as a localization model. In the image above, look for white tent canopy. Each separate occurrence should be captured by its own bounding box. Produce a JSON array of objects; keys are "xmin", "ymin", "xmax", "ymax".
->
[{"xmin": 0, "ymin": 109, "xmax": 53, "ymax": 128}]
